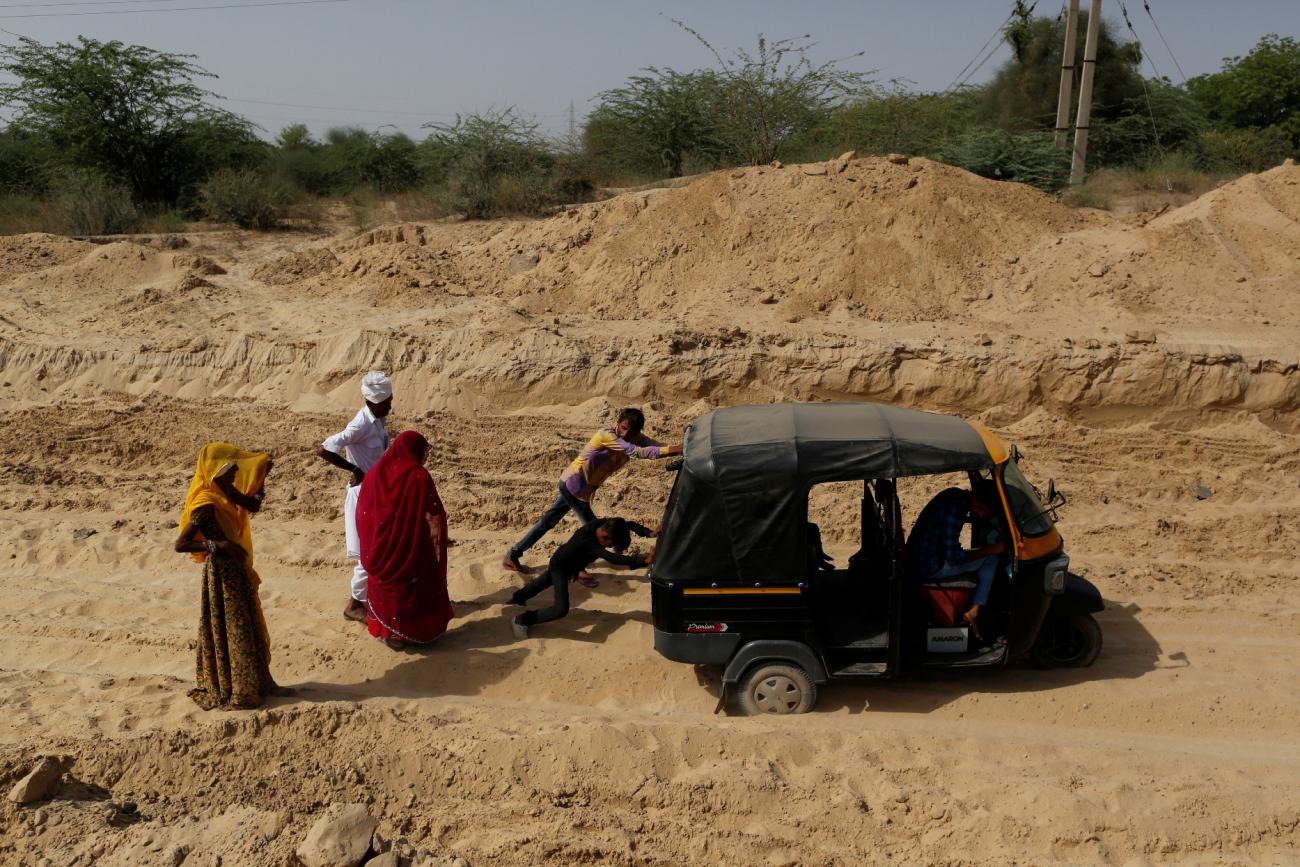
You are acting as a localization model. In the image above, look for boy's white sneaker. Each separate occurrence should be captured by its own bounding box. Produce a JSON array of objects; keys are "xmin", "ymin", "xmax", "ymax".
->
[{"xmin": 511, "ymin": 616, "xmax": 529, "ymax": 640}]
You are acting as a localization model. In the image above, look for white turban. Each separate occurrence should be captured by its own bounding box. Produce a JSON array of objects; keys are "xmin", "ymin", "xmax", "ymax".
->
[{"xmin": 361, "ymin": 370, "xmax": 392, "ymax": 403}]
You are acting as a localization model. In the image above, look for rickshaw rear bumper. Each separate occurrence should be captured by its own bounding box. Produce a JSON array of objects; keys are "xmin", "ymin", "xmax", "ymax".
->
[{"xmin": 654, "ymin": 628, "xmax": 742, "ymax": 666}]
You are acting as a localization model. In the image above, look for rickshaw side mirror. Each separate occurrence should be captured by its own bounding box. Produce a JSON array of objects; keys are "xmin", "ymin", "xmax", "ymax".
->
[
  {"xmin": 1046, "ymin": 478, "xmax": 1056, "ymax": 502},
  {"xmin": 1012, "ymin": 445, "xmax": 1023, "ymax": 463}
]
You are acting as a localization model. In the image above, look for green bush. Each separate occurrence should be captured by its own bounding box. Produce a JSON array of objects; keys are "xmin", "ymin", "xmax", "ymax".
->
[
  {"xmin": 0, "ymin": 129, "xmax": 52, "ymax": 195},
  {"xmin": 426, "ymin": 109, "xmax": 559, "ymax": 218},
  {"xmin": 936, "ymin": 128, "xmax": 1071, "ymax": 191},
  {"xmin": 54, "ymin": 170, "xmax": 139, "ymax": 234},
  {"xmin": 1192, "ymin": 126, "xmax": 1293, "ymax": 173},
  {"xmin": 824, "ymin": 86, "xmax": 979, "ymax": 158},
  {"xmin": 0, "ymin": 193, "xmax": 61, "ymax": 234},
  {"xmin": 198, "ymin": 168, "xmax": 294, "ymax": 229}
]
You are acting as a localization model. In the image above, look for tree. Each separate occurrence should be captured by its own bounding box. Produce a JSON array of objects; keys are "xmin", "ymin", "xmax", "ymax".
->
[
  {"xmin": 424, "ymin": 108, "xmax": 556, "ymax": 218},
  {"xmin": 0, "ymin": 35, "xmax": 255, "ymax": 202},
  {"xmin": 589, "ymin": 69, "xmax": 725, "ymax": 178},
  {"xmin": 981, "ymin": 11, "xmax": 1144, "ymax": 132},
  {"xmin": 1188, "ymin": 35, "xmax": 1300, "ymax": 154},
  {"xmin": 276, "ymin": 123, "xmax": 317, "ymax": 150},
  {"xmin": 673, "ymin": 22, "xmax": 872, "ymax": 164}
]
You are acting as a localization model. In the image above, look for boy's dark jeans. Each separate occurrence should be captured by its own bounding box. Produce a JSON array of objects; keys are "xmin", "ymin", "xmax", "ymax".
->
[
  {"xmin": 508, "ymin": 480, "xmax": 597, "ymax": 560},
  {"xmin": 513, "ymin": 568, "xmax": 574, "ymax": 626}
]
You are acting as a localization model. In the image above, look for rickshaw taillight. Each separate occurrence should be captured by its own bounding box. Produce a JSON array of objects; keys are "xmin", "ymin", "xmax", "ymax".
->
[{"xmin": 1045, "ymin": 556, "xmax": 1069, "ymax": 594}]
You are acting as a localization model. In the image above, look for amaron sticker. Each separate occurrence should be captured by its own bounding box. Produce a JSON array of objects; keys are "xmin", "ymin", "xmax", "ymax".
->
[{"xmin": 686, "ymin": 622, "xmax": 729, "ymax": 633}]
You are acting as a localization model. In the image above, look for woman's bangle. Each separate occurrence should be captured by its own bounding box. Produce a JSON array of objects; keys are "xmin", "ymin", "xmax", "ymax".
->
[{"xmin": 205, "ymin": 539, "xmax": 217, "ymax": 554}]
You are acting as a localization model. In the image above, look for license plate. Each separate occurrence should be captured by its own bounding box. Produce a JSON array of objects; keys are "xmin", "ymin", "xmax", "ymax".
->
[{"xmin": 926, "ymin": 627, "xmax": 969, "ymax": 653}]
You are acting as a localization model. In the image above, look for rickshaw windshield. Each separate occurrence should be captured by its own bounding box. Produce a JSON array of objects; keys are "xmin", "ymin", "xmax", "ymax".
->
[{"xmin": 1001, "ymin": 460, "xmax": 1055, "ymax": 537}]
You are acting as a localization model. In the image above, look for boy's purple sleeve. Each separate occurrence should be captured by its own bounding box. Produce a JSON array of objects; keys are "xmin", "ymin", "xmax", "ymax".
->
[{"xmin": 609, "ymin": 433, "xmax": 663, "ymax": 459}]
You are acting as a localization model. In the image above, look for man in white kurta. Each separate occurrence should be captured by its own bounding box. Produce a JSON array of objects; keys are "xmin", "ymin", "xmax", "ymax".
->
[{"xmin": 317, "ymin": 371, "xmax": 392, "ymax": 623}]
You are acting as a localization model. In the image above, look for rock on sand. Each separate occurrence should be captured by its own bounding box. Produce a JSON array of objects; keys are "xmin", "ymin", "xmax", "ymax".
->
[
  {"xmin": 295, "ymin": 803, "xmax": 378, "ymax": 867},
  {"xmin": 7, "ymin": 756, "xmax": 67, "ymax": 805}
]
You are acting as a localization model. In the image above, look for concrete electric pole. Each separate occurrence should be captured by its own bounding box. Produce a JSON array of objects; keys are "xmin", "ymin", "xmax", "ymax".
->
[
  {"xmin": 1069, "ymin": 0, "xmax": 1103, "ymax": 184},
  {"xmin": 1055, "ymin": 0, "xmax": 1080, "ymax": 149}
]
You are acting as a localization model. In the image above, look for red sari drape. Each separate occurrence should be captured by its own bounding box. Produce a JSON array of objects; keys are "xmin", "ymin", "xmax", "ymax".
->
[{"xmin": 357, "ymin": 430, "xmax": 453, "ymax": 643}]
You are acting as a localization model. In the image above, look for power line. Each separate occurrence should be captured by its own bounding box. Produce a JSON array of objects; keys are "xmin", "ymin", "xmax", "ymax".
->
[
  {"xmin": 944, "ymin": 1, "xmax": 1038, "ymax": 93},
  {"xmin": 955, "ymin": 37, "xmax": 1007, "ymax": 91},
  {"xmin": 219, "ymin": 96, "xmax": 441, "ymax": 118},
  {"xmin": 1116, "ymin": 0, "xmax": 1167, "ymax": 169},
  {"xmin": 218, "ymin": 95, "xmax": 571, "ymax": 120},
  {"xmin": 1142, "ymin": 1, "xmax": 1187, "ymax": 83},
  {"xmin": 944, "ymin": 8, "xmax": 1017, "ymax": 92},
  {"xmin": 0, "ymin": 0, "xmax": 356, "ymax": 18},
  {"xmin": 0, "ymin": 0, "xmax": 182, "ymax": 8}
]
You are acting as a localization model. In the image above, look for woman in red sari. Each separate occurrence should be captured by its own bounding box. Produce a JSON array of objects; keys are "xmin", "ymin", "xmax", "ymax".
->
[{"xmin": 356, "ymin": 430, "xmax": 454, "ymax": 649}]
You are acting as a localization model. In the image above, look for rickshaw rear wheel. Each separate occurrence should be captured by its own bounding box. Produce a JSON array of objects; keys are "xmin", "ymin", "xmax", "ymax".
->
[
  {"xmin": 737, "ymin": 663, "xmax": 817, "ymax": 715},
  {"xmin": 1031, "ymin": 612, "xmax": 1102, "ymax": 669}
]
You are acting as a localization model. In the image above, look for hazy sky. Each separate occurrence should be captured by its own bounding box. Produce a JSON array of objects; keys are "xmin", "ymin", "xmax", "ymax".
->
[{"xmin": 1, "ymin": 0, "xmax": 1296, "ymax": 140}]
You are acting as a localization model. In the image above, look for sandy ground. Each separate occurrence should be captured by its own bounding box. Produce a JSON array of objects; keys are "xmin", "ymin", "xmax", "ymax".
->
[{"xmin": 1, "ymin": 156, "xmax": 1298, "ymax": 865}]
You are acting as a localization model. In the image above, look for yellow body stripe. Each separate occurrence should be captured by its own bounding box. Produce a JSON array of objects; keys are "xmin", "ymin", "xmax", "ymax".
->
[{"xmin": 682, "ymin": 587, "xmax": 803, "ymax": 596}]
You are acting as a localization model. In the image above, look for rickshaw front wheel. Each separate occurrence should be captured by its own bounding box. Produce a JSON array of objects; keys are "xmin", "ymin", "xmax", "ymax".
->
[
  {"xmin": 1031, "ymin": 612, "xmax": 1103, "ymax": 669},
  {"xmin": 738, "ymin": 663, "xmax": 817, "ymax": 715}
]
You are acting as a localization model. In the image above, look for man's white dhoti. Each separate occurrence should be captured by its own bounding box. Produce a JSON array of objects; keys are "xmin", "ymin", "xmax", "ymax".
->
[
  {"xmin": 344, "ymin": 482, "xmax": 368, "ymax": 602},
  {"xmin": 324, "ymin": 398, "xmax": 388, "ymax": 606}
]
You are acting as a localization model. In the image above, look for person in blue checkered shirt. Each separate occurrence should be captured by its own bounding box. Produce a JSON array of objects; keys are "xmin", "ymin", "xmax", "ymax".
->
[{"xmin": 907, "ymin": 484, "xmax": 1005, "ymax": 636}]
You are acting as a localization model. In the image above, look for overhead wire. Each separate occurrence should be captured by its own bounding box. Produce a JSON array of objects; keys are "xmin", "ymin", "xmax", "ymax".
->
[
  {"xmin": 1116, "ymin": 0, "xmax": 1173, "ymax": 189},
  {"xmin": 0, "ymin": 0, "xmax": 181, "ymax": 8},
  {"xmin": 219, "ymin": 97, "xmax": 448, "ymax": 119},
  {"xmin": 1142, "ymin": 1, "xmax": 1187, "ymax": 83},
  {"xmin": 218, "ymin": 96, "xmax": 571, "ymax": 121},
  {"xmin": 0, "ymin": 0, "xmax": 356, "ymax": 18},
  {"xmin": 943, "ymin": 7, "xmax": 1018, "ymax": 92},
  {"xmin": 944, "ymin": 1, "xmax": 1039, "ymax": 93}
]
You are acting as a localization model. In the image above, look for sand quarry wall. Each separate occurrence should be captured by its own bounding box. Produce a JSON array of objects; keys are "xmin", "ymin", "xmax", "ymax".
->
[{"xmin": 0, "ymin": 156, "xmax": 1298, "ymax": 427}]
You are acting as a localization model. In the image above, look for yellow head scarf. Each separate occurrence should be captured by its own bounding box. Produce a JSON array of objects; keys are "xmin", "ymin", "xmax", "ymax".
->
[{"xmin": 179, "ymin": 443, "xmax": 271, "ymax": 574}]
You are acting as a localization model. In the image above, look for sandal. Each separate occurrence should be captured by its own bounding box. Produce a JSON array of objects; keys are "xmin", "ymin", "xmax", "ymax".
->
[
  {"xmin": 576, "ymin": 571, "xmax": 598, "ymax": 589},
  {"xmin": 501, "ymin": 554, "xmax": 535, "ymax": 575}
]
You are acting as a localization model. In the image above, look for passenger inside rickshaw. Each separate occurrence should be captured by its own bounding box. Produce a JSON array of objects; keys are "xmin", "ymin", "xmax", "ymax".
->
[
  {"xmin": 906, "ymin": 478, "xmax": 1008, "ymax": 642},
  {"xmin": 804, "ymin": 474, "xmax": 1014, "ymax": 650}
]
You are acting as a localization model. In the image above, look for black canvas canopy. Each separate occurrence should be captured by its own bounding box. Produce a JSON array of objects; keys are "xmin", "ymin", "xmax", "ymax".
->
[{"xmin": 654, "ymin": 402, "xmax": 995, "ymax": 585}]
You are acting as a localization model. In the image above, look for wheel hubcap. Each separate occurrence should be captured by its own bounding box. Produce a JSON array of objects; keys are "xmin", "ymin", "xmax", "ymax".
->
[
  {"xmin": 1048, "ymin": 622, "xmax": 1085, "ymax": 663},
  {"xmin": 753, "ymin": 675, "xmax": 802, "ymax": 713}
]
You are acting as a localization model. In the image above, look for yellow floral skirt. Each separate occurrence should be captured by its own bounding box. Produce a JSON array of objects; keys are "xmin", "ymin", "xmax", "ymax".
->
[{"xmin": 190, "ymin": 553, "xmax": 273, "ymax": 710}]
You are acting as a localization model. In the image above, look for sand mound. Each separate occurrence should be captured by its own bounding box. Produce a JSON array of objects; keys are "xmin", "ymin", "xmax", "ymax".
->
[
  {"xmin": 460, "ymin": 156, "xmax": 1089, "ymax": 320},
  {"xmin": 1004, "ymin": 161, "xmax": 1300, "ymax": 328},
  {"xmin": 252, "ymin": 157, "xmax": 1090, "ymax": 320},
  {"xmin": 247, "ymin": 158, "xmax": 1300, "ymax": 340},
  {"xmin": 252, "ymin": 247, "xmax": 339, "ymax": 286},
  {"xmin": 0, "ymin": 233, "xmax": 94, "ymax": 280},
  {"xmin": 5, "ymin": 242, "xmax": 221, "ymax": 297}
]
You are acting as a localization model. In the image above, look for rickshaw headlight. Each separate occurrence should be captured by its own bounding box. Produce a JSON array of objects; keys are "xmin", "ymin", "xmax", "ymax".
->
[{"xmin": 1045, "ymin": 556, "xmax": 1069, "ymax": 594}]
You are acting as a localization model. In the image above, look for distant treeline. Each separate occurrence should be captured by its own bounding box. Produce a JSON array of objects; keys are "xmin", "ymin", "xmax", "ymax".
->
[{"xmin": 0, "ymin": 15, "xmax": 1296, "ymax": 233}]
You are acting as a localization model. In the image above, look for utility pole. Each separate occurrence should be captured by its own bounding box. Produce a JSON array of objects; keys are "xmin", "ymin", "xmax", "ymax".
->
[
  {"xmin": 1054, "ymin": 0, "xmax": 1080, "ymax": 149},
  {"xmin": 1069, "ymin": 0, "xmax": 1103, "ymax": 184}
]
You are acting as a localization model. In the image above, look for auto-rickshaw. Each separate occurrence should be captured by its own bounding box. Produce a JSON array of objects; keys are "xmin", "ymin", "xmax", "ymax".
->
[{"xmin": 650, "ymin": 402, "xmax": 1103, "ymax": 715}]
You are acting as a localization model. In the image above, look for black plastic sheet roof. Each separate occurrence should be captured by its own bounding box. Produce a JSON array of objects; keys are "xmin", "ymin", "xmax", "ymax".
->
[{"xmin": 654, "ymin": 402, "xmax": 994, "ymax": 585}]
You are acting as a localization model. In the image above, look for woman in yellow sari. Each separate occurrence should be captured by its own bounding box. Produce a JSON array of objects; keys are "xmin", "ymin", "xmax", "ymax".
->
[{"xmin": 175, "ymin": 443, "xmax": 275, "ymax": 710}]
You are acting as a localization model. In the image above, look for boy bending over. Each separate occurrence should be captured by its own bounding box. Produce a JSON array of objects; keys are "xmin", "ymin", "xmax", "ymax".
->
[{"xmin": 510, "ymin": 517, "xmax": 653, "ymax": 638}]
